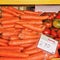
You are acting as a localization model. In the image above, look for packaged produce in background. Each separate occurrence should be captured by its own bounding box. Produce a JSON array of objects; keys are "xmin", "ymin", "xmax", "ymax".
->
[{"xmin": 0, "ymin": 6, "xmax": 60, "ymax": 60}]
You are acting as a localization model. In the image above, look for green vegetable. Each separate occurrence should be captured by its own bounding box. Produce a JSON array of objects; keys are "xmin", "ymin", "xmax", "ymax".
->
[{"xmin": 53, "ymin": 19, "xmax": 60, "ymax": 28}]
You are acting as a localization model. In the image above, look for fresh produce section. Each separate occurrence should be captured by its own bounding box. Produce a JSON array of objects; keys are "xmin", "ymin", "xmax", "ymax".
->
[
  {"xmin": 0, "ymin": 6, "xmax": 59, "ymax": 60},
  {"xmin": 42, "ymin": 12, "xmax": 60, "ymax": 49}
]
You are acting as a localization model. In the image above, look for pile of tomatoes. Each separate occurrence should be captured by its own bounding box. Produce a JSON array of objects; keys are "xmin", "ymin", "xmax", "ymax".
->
[{"xmin": 41, "ymin": 12, "xmax": 60, "ymax": 50}]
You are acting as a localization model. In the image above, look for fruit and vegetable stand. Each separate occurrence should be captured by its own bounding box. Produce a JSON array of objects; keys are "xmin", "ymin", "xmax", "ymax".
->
[{"xmin": 0, "ymin": 0, "xmax": 60, "ymax": 60}]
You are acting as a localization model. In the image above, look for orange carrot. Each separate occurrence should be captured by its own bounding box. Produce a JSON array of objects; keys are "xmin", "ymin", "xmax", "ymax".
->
[
  {"xmin": 18, "ymin": 23, "xmax": 45, "ymax": 32},
  {"xmin": 15, "ymin": 28, "xmax": 22, "ymax": 32},
  {"xmin": 1, "ymin": 7, "xmax": 19, "ymax": 17},
  {"xmin": 19, "ymin": 33, "xmax": 39, "ymax": 39},
  {"xmin": 4, "ymin": 28, "xmax": 15, "ymax": 31},
  {"xmin": 2, "ymin": 28, "xmax": 19, "ymax": 36},
  {"xmin": 20, "ymin": 43, "xmax": 33, "ymax": 48},
  {"xmin": 2, "ymin": 32, "xmax": 15, "ymax": 36},
  {"xmin": 0, "ymin": 26, "xmax": 4, "ymax": 33},
  {"xmin": 2, "ymin": 12, "xmax": 14, "ymax": 17},
  {"xmin": 21, "ymin": 28, "xmax": 39, "ymax": 36},
  {"xmin": 25, "ymin": 43, "xmax": 38, "ymax": 50},
  {"xmin": 2, "ymin": 35, "xmax": 10, "ymax": 40},
  {"xmin": 0, "ymin": 49, "xmax": 29, "ymax": 57},
  {"xmin": 0, "ymin": 46, "xmax": 23, "ymax": 51},
  {"xmin": 17, "ymin": 19, "xmax": 43, "ymax": 24},
  {"xmin": 2, "ymin": 32, "xmax": 18, "ymax": 37},
  {"xmin": 0, "ymin": 41, "xmax": 7, "ymax": 46},
  {"xmin": 21, "ymin": 15, "xmax": 49, "ymax": 20},
  {"xmin": 0, "ymin": 38, "xmax": 8, "ymax": 43},
  {"xmin": 1, "ymin": 17, "xmax": 19, "ymax": 24},
  {"xmin": 0, "ymin": 49, "xmax": 20, "ymax": 52},
  {"xmin": 2, "ymin": 23, "xmax": 14, "ymax": 28},
  {"xmin": 15, "ymin": 24, "xmax": 24, "ymax": 29},
  {"xmin": 24, "ymin": 48, "xmax": 42, "ymax": 54},
  {"xmin": 27, "ymin": 52, "xmax": 45, "ymax": 60},
  {"xmin": 0, "ymin": 57, "xmax": 28, "ymax": 60},
  {"xmin": 8, "ymin": 6, "xmax": 24, "ymax": 15},
  {"xmin": 21, "ymin": 29, "xmax": 37, "ymax": 34},
  {"xmin": 2, "ymin": 27, "xmax": 19, "ymax": 32},
  {"xmin": 9, "ymin": 39, "xmax": 39, "ymax": 45},
  {"xmin": 10, "ymin": 35, "xmax": 19, "ymax": 40},
  {"xmin": 24, "ymin": 10, "xmax": 42, "ymax": 16}
]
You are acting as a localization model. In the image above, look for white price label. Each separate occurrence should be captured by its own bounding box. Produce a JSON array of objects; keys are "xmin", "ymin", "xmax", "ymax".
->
[{"xmin": 37, "ymin": 34, "xmax": 58, "ymax": 54}]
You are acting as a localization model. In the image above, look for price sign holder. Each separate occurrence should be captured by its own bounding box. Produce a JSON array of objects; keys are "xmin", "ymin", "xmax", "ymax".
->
[{"xmin": 37, "ymin": 34, "xmax": 58, "ymax": 54}]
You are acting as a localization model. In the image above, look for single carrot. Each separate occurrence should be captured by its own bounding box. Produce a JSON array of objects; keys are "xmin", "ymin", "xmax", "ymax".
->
[
  {"xmin": 21, "ymin": 28, "xmax": 39, "ymax": 36},
  {"xmin": 8, "ymin": 6, "xmax": 24, "ymax": 15},
  {"xmin": 2, "ymin": 28, "xmax": 19, "ymax": 36},
  {"xmin": 2, "ymin": 23, "xmax": 14, "ymax": 28},
  {"xmin": 22, "ymin": 28, "xmax": 32, "ymax": 32},
  {"xmin": 0, "ymin": 41, "xmax": 7, "ymax": 46},
  {"xmin": 18, "ymin": 23, "xmax": 45, "ymax": 32},
  {"xmin": 2, "ymin": 12, "xmax": 14, "ymax": 17},
  {"xmin": 27, "ymin": 52, "xmax": 45, "ymax": 60},
  {"xmin": 4, "ymin": 28, "xmax": 15, "ymax": 31},
  {"xmin": 24, "ymin": 10, "xmax": 42, "ymax": 16},
  {"xmin": 0, "ymin": 57, "xmax": 28, "ymax": 60},
  {"xmin": 2, "ymin": 31, "xmax": 14, "ymax": 36},
  {"xmin": 0, "ymin": 38, "xmax": 8, "ymax": 43},
  {"xmin": 25, "ymin": 43, "xmax": 38, "ymax": 50},
  {"xmin": 0, "ymin": 46, "xmax": 23, "ymax": 51},
  {"xmin": 20, "ymin": 30, "xmax": 39, "ymax": 36},
  {"xmin": 1, "ymin": 7, "xmax": 19, "ymax": 17},
  {"xmin": 0, "ymin": 26, "xmax": 4, "ymax": 33},
  {"xmin": 15, "ymin": 28, "xmax": 22, "ymax": 32},
  {"xmin": 15, "ymin": 24, "xmax": 24, "ymax": 29},
  {"xmin": 21, "ymin": 15, "xmax": 49, "ymax": 20},
  {"xmin": 20, "ymin": 43, "xmax": 33, "ymax": 48},
  {"xmin": 2, "ymin": 35, "xmax": 10, "ymax": 40},
  {"xmin": 9, "ymin": 39, "xmax": 39, "ymax": 45},
  {"xmin": 2, "ymin": 31, "xmax": 18, "ymax": 37},
  {"xmin": 24, "ymin": 48, "xmax": 42, "ymax": 54},
  {"xmin": 23, "ymin": 31, "xmax": 39, "ymax": 36},
  {"xmin": 0, "ymin": 48, "xmax": 20, "ymax": 52},
  {"xmin": 1, "ymin": 17, "xmax": 19, "ymax": 24},
  {"xmin": 19, "ymin": 33, "xmax": 39, "ymax": 39},
  {"xmin": 10, "ymin": 35, "xmax": 19, "ymax": 40},
  {"xmin": 17, "ymin": 19, "xmax": 43, "ymax": 24},
  {"xmin": 4, "ymin": 28, "xmax": 20, "ymax": 33},
  {"xmin": 0, "ymin": 49, "xmax": 29, "ymax": 58}
]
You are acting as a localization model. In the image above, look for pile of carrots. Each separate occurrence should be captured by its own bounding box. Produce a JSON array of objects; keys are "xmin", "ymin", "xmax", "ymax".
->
[{"xmin": 0, "ymin": 6, "xmax": 59, "ymax": 60}]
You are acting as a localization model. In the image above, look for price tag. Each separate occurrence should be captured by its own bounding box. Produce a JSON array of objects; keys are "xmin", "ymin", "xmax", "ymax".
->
[{"xmin": 37, "ymin": 34, "xmax": 58, "ymax": 54}]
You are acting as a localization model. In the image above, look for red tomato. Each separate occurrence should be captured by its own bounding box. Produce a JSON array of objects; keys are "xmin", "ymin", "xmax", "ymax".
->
[
  {"xmin": 56, "ymin": 11, "xmax": 60, "ymax": 19},
  {"xmin": 43, "ymin": 28, "xmax": 51, "ymax": 36},
  {"xmin": 56, "ymin": 15, "xmax": 60, "ymax": 19},
  {"xmin": 51, "ymin": 30, "xmax": 57, "ymax": 38},
  {"xmin": 52, "ymin": 28, "xmax": 58, "ymax": 32},
  {"xmin": 48, "ymin": 13, "xmax": 56, "ymax": 20},
  {"xmin": 57, "ymin": 30, "xmax": 60, "ymax": 38},
  {"xmin": 44, "ymin": 21, "xmax": 52, "ymax": 28}
]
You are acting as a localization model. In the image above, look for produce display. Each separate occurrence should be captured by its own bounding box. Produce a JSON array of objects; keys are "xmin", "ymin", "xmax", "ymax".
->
[
  {"xmin": 42, "ymin": 12, "xmax": 60, "ymax": 49},
  {"xmin": 0, "ymin": 6, "xmax": 59, "ymax": 60}
]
